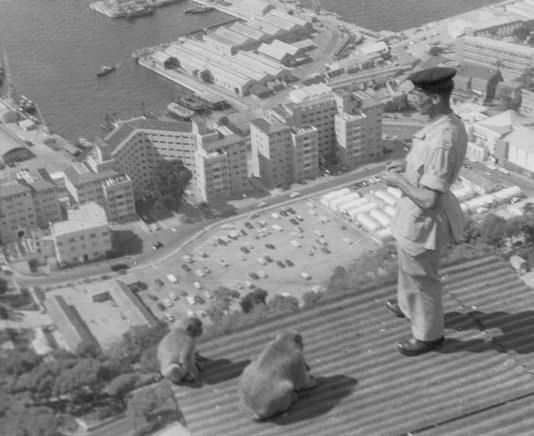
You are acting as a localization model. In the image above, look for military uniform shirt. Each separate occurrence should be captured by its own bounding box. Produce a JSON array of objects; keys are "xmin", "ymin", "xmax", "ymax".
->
[{"xmin": 391, "ymin": 112, "xmax": 468, "ymax": 255}]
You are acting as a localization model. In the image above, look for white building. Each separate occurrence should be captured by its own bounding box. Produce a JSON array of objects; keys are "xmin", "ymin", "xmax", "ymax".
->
[{"xmin": 51, "ymin": 203, "xmax": 111, "ymax": 266}]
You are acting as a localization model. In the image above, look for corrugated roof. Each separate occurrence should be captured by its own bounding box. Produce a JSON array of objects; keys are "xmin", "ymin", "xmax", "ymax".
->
[{"xmin": 170, "ymin": 255, "xmax": 534, "ymax": 435}]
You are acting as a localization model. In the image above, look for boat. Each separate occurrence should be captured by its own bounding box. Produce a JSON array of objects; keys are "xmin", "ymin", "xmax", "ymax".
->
[
  {"xmin": 96, "ymin": 65, "xmax": 116, "ymax": 77},
  {"xmin": 166, "ymin": 102, "xmax": 195, "ymax": 120},
  {"xmin": 19, "ymin": 95, "xmax": 36, "ymax": 114},
  {"xmin": 184, "ymin": 5, "xmax": 214, "ymax": 14},
  {"xmin": 124, "ymin": 4, "xmax": 153, "ymax": 18}
]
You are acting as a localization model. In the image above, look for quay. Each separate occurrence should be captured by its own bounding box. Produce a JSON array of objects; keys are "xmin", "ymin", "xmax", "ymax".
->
[
  {"xmin": 89, "ymin": 0, "xmax": 186, "ymax": 19},
  {"xmin": 137, "ymin": 56, "xmax": 249, "ymax": 110}
]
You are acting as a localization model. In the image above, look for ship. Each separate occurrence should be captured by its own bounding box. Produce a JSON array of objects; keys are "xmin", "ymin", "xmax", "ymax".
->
[
  {"xmin": 166, "ymin": 102, "xmax": 195, "ymax": 120},
  {"xmin": 96, "ymin": 65, "xmax": 116, "ymax": 77},
  {"xmin": 184, "ymin": 5, "xmax": 214, "ymax": 14},
  {"xmin": 124, "ymin": 4, "xmax": 153, "ymax": 18}
]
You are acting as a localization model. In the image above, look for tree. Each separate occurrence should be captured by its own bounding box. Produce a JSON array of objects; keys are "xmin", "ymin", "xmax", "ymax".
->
[
  {"xmin": 200, "ymin": 69, "xmax": 213, "ymax": 83},
  {"xmin": 1, "ymin": 348, "xmax": 41, "ymax": 376},
  {"xmin": 126, "ymin": 382, "xmax": 182, "ymax": 436},
  {"xmin": 3, "ymin": 405, "xmax": 61, "ymax": 436},
  {"xmin": 53, "ymin": 358, "xmax": 105, "ymax": 403},
  {"xmin": 105, "ymin": 373, "xmax": 140, "ymax": 399},
  {"xmin": 14, "ymin": 361, "xmax": 61, "ymax": 400},
  {"xmin": 480, "ymin": 213, "xmax": 507, "ymax": 247},
  {"xmin": 109, "ymin": 324, "xmax": 168, "ymax": 366},
  {"xmin": 513, "ymin": 25, "xmax": 531, "ymax": 42},
  {"xmin": 268, "ymin": 294, "xmax": 299, "ymax": 313},
  {"xmin": 153, "ymin": 160, "xmax": 192, "ymax": 211},
  {"xmin": 28, "ymin": 258, "xmax": 39, "ymax": 273},
  {"xmin": 239, "ymin": 289, "xmax": 268, "ymax": 313},
  {"xmin": 302, "ymin": 290, "xmax": 323, "ymax": 309},
  {"xmin": 0, "ymin": 278, "xmax": 8, "ymax": 296}
]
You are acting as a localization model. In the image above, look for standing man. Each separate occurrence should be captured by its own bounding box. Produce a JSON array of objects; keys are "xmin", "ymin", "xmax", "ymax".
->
[{"xmin": 381, "ymin": 67, "xmax": 467, "ymax": 356}]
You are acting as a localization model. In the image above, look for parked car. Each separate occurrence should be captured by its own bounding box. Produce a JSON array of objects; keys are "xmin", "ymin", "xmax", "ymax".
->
[
  {"xmin": 285, "ymin": 259, "xmax": 294, "ymax": 267},
  {"xmin": 264, "ymin": 255, "xmax": 273, "ymax": 263},
  {"xmin": 321, "ymin": 247, "xmax": 331, "ymax": 254},
  {"xmin": 153, "ymin": 241, "xmax": 164, "ymax": 250},
  {"xmin": 276, "ymin": 260, "xmax": 286, "ymax": 268},
  {"xmin": 265, "ymin": 243, "xmax": 275, "ymax": 249},
  {"xmin": 240, "ymin": 246, "xmax": 250, "ymax": 254},
  {"xmin": 244, "ymin": 222, "xmax": 254, "ymax": 229},
  {"xmin": 287, "ymin": 208, "xmax": 296, "ymax": 214},
  {"xmin": 182, "ymin": 264, "xmax": 192, "ymax": 272},
  {"xmin": 249, "ymin": 272, "xmax": 260, "ymax": 280},
  {"xmin": 162, "ymin": 298, "xmax": 174, "ymax": 308},
  {"xmin": 155, "ymin": 278, "xmax": 165, "ymax": 287},
  {"xmin": 165, "ymin": 314, "xmax": 175, "ymax": 323},
  {"xmin": 148, "ymin": 294, "xmax": 158, "ymax": 301},
  {"xmin": 110, "ymin": 263, "xmax": 129, "ymax": 272},
  {"xmin": 218, "ymin": 259, "xmax": 229, "ymax": 267},
  {"xmin": 241, "ymin": 229, "xmax": 248, "ymax": 236},
  {"xmin": 166, "ymin": 274, "xmax": 178, "ymax": 283},
  {"xmin": 156, "ymin": 302, "xmax": 166, "ymax": 311}
]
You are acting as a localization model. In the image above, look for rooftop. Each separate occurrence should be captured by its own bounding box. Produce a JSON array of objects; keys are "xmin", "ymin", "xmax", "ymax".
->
[
  {"xmin": 103, "ymin": 118, "xmax": 192, "ymax": 151},
  {"xmin": 251, "ymin": 117, "xmax": 290, "ymax": 135},
  {"xmin": 258, "ymin": 39, "xmax": 299, "ymax": 61},
  {"xmin": 63, "ymin": 163, "xmax": 118, "ymax": 187},
  {"xmin": 51, "ymin": 203, "xmax": 108, "ymax": 236},
  {"xmin": 172, "ymin": 255, "xmax": 534, "ymax": 435},
  {"xmin": 0, "ymin": 179, "xmax": 31, "ymax": 199},
  {"xmin": 288, "ymin": 83, "xmax": 334, "ymax": 104}
]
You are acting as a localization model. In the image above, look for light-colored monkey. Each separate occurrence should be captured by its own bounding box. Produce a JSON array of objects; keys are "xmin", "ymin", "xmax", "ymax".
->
[
  {"xmin": 238, "ymin": 330, "xmax": 317, "ymax": 420},
  {"xmin": 157, "ymin": 317, "xmax": 203, "ymax": 383}
]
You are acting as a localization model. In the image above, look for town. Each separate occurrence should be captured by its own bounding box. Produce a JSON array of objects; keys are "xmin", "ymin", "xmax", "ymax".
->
[{"xmin": 4, "ymin": 0, "xmax": 534, "ymax": 434}]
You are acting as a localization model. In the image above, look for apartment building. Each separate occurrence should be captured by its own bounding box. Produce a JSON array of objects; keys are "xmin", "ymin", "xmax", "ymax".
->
[
  {"xmin": 101, "ymin": 174, "xmax": 136, "ymax": 222},
  {"xmin": 455, "ymin": 35, "xmax": 534, "ymax": 80},
  {"xmin": 51, "ymin": 203, "xmax": 111, "ymax": 266},
  {"xmin": 193, "ymin": 121, "xmax": 249, "ymax": 202},
  {"xmin": 98, "ymin": 119, "xmax": 196, "ymax": 197},
  {"xmin": 16, "ymin": 169, "xmax": 62, "ymax": 229},
  {"xmin": 63, "ymin": 162, "xmax": 135, "ymax": 223},
  {"xmin": 251, "ymin": 117, "xmax": 319, "ymax": 188},
  {"xmin": 334, "ymin": 90, "xmax": 384, "ymax": 168},
  {"xmin": 0, "ymin": 180, "xmax": 37, "ymax": 244},
  {"xmin": 291, "ymin": 126, "xmax": 319, "ymax": 182},
  {"xmin": 270, "ymin": 84, "xmax": 337, "ymax": 159}
]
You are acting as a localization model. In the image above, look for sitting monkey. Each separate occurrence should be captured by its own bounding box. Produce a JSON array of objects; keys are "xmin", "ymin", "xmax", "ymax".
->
[
  {"xmin": 238, "ymin": 330, "xmax": 317, "ymax": 420},
  {"xmin": 157, "ymin": 317, "xmax": 203, "ymax": 383}
]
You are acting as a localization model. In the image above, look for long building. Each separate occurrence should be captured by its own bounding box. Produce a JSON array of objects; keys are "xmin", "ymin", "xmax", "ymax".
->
[
  {"xmin": 455, "ymin": 35, "xmax": 534, "ymax": 80},
  {"xmin": 96, "ymin": 118, "xmax": 195, "ymax": 197}
]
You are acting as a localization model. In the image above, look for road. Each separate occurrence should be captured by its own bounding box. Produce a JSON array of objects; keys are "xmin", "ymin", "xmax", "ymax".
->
[{"xmin": 15, "ymin": 163, "xmax": 387, "ymax": 288}]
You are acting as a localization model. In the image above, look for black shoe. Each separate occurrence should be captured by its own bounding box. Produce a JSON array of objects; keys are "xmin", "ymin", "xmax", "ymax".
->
[
  {"xmin": 397, "ymin": 336, "xmax": 445, "ymax": 356},
  {"xmin": 385, "ymin": 300, "xmax": 406, "ymax": 318}
]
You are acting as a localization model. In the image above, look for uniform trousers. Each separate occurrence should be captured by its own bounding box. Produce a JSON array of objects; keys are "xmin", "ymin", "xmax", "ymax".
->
[{"xmin": 397, "ymin": 245, "xmax": 444, "ymax": 342}]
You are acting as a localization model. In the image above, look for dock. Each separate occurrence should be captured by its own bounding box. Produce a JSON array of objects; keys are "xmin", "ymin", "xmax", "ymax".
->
[{"xmin": 138, "ymin": 57, "xmax": 248, "ymax": 110}]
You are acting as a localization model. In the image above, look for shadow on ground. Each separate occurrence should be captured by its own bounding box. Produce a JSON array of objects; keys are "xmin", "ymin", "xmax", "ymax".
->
[
  {"xmin": 272, "ymin": 375, "xmax": 358, "ymax": 426},
  {"xmin": 111, "ymin": 230, "xmax": 144, "ymax": 256},
  {"xmin": 442, "ymin": 310, "xmax": 534, "ymax": 354}
]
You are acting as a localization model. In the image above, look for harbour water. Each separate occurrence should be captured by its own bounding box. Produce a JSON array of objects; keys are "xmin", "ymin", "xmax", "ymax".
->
[{"xmin": 1, "ymin": 0, "xmax": 501, "ymax": 141}]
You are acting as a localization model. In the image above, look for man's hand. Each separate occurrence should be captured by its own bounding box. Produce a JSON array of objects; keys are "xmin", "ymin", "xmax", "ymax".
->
[
  {"xmin": 385, "ymin": 159, "xmax": 406, "ymax": 173},
  {"xmin": 381, "ymin": 171, "xmax": 405, "ymax": 188}
]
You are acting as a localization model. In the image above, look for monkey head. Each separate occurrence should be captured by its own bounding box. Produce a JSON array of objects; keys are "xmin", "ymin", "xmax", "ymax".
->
[
  {"xmin": 276, "ymin": 329, "xmax": 303, "ymax": 350},
  {"xmin": 183, "ymin": 317, "xmax": 203, "ymax": 338}
]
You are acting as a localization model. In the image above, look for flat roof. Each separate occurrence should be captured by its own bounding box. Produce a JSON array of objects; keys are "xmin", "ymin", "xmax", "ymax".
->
[
  {"xmin": 251, "ymin": 117, "xmax": 289, "ymax": 134},
  {"xmin": 52, "ymin": 202, "xmax": 108, "ymax": 236}
]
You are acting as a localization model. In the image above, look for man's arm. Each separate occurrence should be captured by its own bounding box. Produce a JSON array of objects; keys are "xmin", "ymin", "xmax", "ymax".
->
[{"xmin": 381, "ymin": 171, "xmax": 440, "ymax": 210}]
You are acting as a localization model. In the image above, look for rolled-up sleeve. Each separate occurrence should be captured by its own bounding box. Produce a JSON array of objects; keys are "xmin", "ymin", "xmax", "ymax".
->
[{"xmin": 419, "ymin": 145, "xmax": 452, "ymax": 193}]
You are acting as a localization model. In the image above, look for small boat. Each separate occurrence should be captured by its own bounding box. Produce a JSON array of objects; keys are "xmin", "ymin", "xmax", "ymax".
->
[
  {"xmin": 184, "ymin": 5, "xmax": 214, "ymax": 14},
  {"xmin": 97, "ymin": 65, "xmax": 116, "ymax": 77}
]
